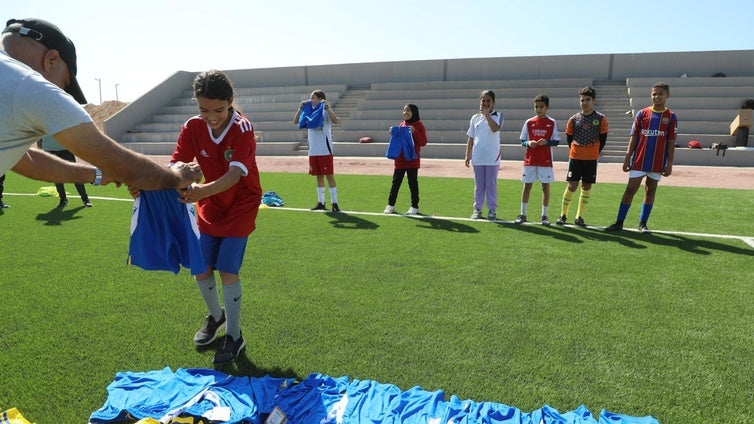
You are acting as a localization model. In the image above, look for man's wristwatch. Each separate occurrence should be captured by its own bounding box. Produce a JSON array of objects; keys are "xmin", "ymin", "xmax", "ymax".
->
[{"xmin": 91, "ymin": 167, "xmax": 102, "ymax": 186}]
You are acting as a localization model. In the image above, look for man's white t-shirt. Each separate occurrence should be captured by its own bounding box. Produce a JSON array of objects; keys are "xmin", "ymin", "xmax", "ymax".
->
[{"xmin": 0, "ymin": 50, "xmax": 92, "ymax": 174}]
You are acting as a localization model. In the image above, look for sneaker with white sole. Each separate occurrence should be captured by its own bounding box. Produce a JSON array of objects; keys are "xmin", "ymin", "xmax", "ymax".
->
[
  {"xmin": 555, "ymin": 215, "xmax": 567, "ymax": 226},
  {"xmin": 406, "ymin": 207, "xmax": 419, "ymax": 215},
  {"xmin": 213, "ymin": 332, "xmax": 246, "ymax": 364},
  {"xmin": 638, "ymin": 222, "xmax": 651, "ymax": 233},
  {"xmin": 514, "ymin": 214, "xmax": 527, "ymax": 224},
  {"xmin": 487, "ymin": 211, "xmax": 497, "ymax": 221},
  {"xmin": 470, "ymin": 209, "xmax": 483, "ymax": 219},
  {"xmin": 541, "ymin": 215, "xmax": 550, "ymax": 226},
  {"xmin": 605, "ymin": 221, "xmax": 623, "ymax": 232},
  {"xmin": 193, "ymin": 310, "xmax": 226, "ymax": 346},
  {"xmin": 383, "ymin": 205, "xmax": 396, "ymax": 214}
]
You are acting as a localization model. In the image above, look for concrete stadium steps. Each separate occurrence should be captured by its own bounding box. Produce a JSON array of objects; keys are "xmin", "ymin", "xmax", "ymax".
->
[
  {"xmin": 370, "ymin": 78, "xmax": 594, "ymax": 91},
  {"xmin": 627, "ymin": 76, "xmax": 754, "ymax": 87},
  {"xmin": 357, "ymin": 97, "xmax": 583, "ymax": 111},
  {"xmin": 330, "ymin": 87, "xmax": 370, "ymax": 120},
  {"xmin": 121, "ymin": 84, "xmax": 346, "ymax": 145},
  {"xmin": 593, "ymin": 81, "xmax": 633, "ymax": 159},
  {"xmin": 120, "ymin": 141, "xmax": 304, "ymax": 156},
  {"xmin": 633, "ymin": 97, "xmax": 754, "ymax": 110},
  {"xmin": 328, "ymin": 142, "xmax": 570, "ymax": 163},
  {"xmin": 365, "ymin": 87, "xmax": 584, "ymax": 100}
]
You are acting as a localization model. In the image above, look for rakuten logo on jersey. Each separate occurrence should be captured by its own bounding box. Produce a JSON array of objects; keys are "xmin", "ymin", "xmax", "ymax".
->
[{"xmin": 641, "ymin": 129, "xmax": 666, "ymax": 137}]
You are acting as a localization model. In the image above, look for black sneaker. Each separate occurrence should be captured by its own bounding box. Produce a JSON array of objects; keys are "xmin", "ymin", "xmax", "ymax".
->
[
  {"xmin": 514, "ymin": 214, "xmax": 527, "ymax": 225},
  {"xmin": 541, "ymin": 216, "xmax": 551, "ymax": 226},
  {"xmin": 193, "ymin": 310, "xmax": 226, "ymax": 346},
  {"xmin": 605, "ymin": 222, "xmax": 623, "ymax": 232},
  {"xmin": 331, "ymin": 203, "xmax": 341, "ymax": 212},
  {"xmin": 0, "ymin": 200, "xmax": 8, "ymax": 209},
  {"xmin": 311, "ymin": 202, "xmax": 327, "ymax": 211},
  {"xmin": 213, "ymin": 332, "xmax": 246, "ymax": 364},
  {"xmin": 58, "ymin": 199, "xmax": 68, "ymax": 208},
  {"xmin": 83, "ymin": 200, "xmax": 93, "ymax": 207},
  {"xmin": 638, "ymin": 222, "xmax": 652, "ymax": 233},
  {"xmin": 574, "ymin": 217, "xmax": 586, "ymax": 227},
  {"xmin": 555, "ymin": 215, "xmax": 567, "ymax": 226}
]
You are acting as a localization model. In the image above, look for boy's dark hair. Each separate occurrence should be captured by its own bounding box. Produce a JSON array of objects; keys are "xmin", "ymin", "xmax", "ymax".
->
[
  {"xmin": 193, "ymin": 70, "xmax": 234, "ymax": 101},
  {"xmin": 534, "ymin": 94, "xmax": 549, "ymax": 106},
  {"xmin": 312, "ymin": 90, "xmax": 326, "ymax": 100},
  {"xmin": 579, "ymin": 86, "xmax": 596, "ymax": 99},
  {"xmin": 480, "ymin": 90, "xmax": 495, "ymax": 103},
  {"xmin": 652, "ymin": 81, "xmax": 670, "ymax": 94},
  {"xmin": 404, "ymin": 103, "xmax": 420, "ymax": 123}
]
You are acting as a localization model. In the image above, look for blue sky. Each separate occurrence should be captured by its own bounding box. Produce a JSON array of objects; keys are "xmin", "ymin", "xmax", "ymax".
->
[{"xmin": 5, "ymin": 0, "xmax": 754, "ymax": 103}]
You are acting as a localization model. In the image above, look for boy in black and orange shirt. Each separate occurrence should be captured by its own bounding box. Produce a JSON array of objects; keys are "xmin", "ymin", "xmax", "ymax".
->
[{"xmin": 556, "ymin": 87, "xmax": 608, "ymax": 227}]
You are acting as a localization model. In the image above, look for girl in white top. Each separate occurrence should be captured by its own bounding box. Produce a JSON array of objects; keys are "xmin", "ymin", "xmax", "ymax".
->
[{"xmin": 464, "ymin": 90, "xmax": 503, "ymax": 220}]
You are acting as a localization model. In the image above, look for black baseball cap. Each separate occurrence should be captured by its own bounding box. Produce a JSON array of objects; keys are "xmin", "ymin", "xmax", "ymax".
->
[{"xmin": 2, "ymin": 18, "xmax": 87, "ymax": 104}]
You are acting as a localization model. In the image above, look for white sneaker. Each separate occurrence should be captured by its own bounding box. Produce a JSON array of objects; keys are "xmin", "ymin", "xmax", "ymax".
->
[
  {"xmin": 383, "ymin": 205, "xmax": 396, "ymax": 214},
  {"xmin": 406, "ymin": 207, "xmax": 419, "ymax": 215}
]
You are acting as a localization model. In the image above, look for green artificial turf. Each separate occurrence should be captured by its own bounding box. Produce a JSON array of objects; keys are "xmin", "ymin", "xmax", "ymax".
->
[{"xmin": 0, "ymin": 171, "xmax": 752, "ymax": 423}]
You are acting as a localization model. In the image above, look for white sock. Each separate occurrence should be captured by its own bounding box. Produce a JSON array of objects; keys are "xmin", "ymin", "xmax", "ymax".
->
[
  {"xmin": 542, "ymin": 205, "xmax": 549, "ymax": 217},
  {"xmin": 329, "ymin": 187, "xmax": 338, "ymax": 204},
  {"xmin": 196, "ymin": 275, "xmax": 222, "ymax": 320},
  {"xmin": 521, "ymin": 202, "xmax": 528, "ymax": 215},
  {"xmin": 317, "ymin": 187, "xmax": 326, "ymax": 204},
  {"xmin": 223, "ymin": 280, "xmax": 242, "ymax": 340}
]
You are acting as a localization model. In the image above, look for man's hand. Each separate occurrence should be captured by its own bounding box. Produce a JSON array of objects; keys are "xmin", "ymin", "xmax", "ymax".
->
[{"xmin": 171, "ymin": 161, "xmax": 203, "ymax": 187}]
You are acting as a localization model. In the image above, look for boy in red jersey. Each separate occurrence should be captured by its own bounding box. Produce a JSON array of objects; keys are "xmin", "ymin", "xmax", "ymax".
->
[
  {"xmin": 556, "ymin": 86, "xmax": 608, "ymax": 227},
  {"xmin": 605, "ymin": 82, "xmax": 677, "ymax": 233},
  {"xmin": 515, "ymin": 94, "xmax": 560, "ymax": 226}
]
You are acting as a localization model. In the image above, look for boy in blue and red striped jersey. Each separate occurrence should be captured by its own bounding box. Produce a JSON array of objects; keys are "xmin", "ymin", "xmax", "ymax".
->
[{"xmin": 605, "ymin": 82, "xmax": 677, "ymax": 233}]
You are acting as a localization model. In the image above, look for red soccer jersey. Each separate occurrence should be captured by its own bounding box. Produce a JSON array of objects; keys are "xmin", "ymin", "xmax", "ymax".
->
[
  {"xmin": 520, "ymin": 115, "xmax": 560, "ymax": 167},
  {"xmin": 629, "ymin": 107, "xmax": 677, "ymax": 173},
  {"xmin": 171, "ymin": 110, "xmax": 262, "ymax": 237}
]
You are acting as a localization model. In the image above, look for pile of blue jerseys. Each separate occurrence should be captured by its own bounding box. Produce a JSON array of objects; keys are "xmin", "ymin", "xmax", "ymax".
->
[{"xmin": 89, "ymin": 367, "xmax": 659, "ymax": 424}]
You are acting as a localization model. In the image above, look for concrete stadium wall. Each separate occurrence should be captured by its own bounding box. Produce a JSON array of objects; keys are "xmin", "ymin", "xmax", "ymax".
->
[
  {"xmin": 612, "ymin": 51, "xmax": 754, "ymax": 79},
  {"xmin": 293, "ymin": 50, "xmax": 754, "ymax": 87}
]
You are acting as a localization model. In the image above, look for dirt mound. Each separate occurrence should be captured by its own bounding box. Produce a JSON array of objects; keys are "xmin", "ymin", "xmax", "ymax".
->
[{"xmin": 84, "ymin": 101, "xmax": 129, "ymax": 130}]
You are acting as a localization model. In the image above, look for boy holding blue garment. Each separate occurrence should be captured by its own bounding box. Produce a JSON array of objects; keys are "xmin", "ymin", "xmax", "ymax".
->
[{"xmin": 294, "ymin": 89, "xmax": 342, "ymax": 212}]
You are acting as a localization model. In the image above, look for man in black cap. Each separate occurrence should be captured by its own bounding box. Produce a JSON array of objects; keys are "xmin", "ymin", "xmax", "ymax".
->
[{"xmin": 0, "ymin": 18, "xmax": 201, "ymax": 190}]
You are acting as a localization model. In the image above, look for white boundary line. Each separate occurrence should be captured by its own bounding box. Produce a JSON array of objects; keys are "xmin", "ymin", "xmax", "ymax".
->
[
  {"xmin": 8, "ymin": 193, "xmax": 754, "ymax": 248},
  {"xmin": 263, "ymin": 205, "xmax": 754, "ymax": 247}
]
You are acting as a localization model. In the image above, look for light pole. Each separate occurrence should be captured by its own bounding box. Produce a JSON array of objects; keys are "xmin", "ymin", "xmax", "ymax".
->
[
  {"xmin": 94, "ymin": 77, "xmax": 102, "ymax": 104},
  {"xmin": 115, "ymin": 83, "xmax": 120, "ymax": 101}
]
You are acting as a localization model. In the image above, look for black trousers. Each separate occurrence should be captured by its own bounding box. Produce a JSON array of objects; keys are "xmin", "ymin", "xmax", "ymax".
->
[
  {"xmin": 387, "ymin": 168, "xmax": 419, "ymax": 208},
  {"xmin": 49, "ymin": 149, "xmax": 89, "ymax": 202}
]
